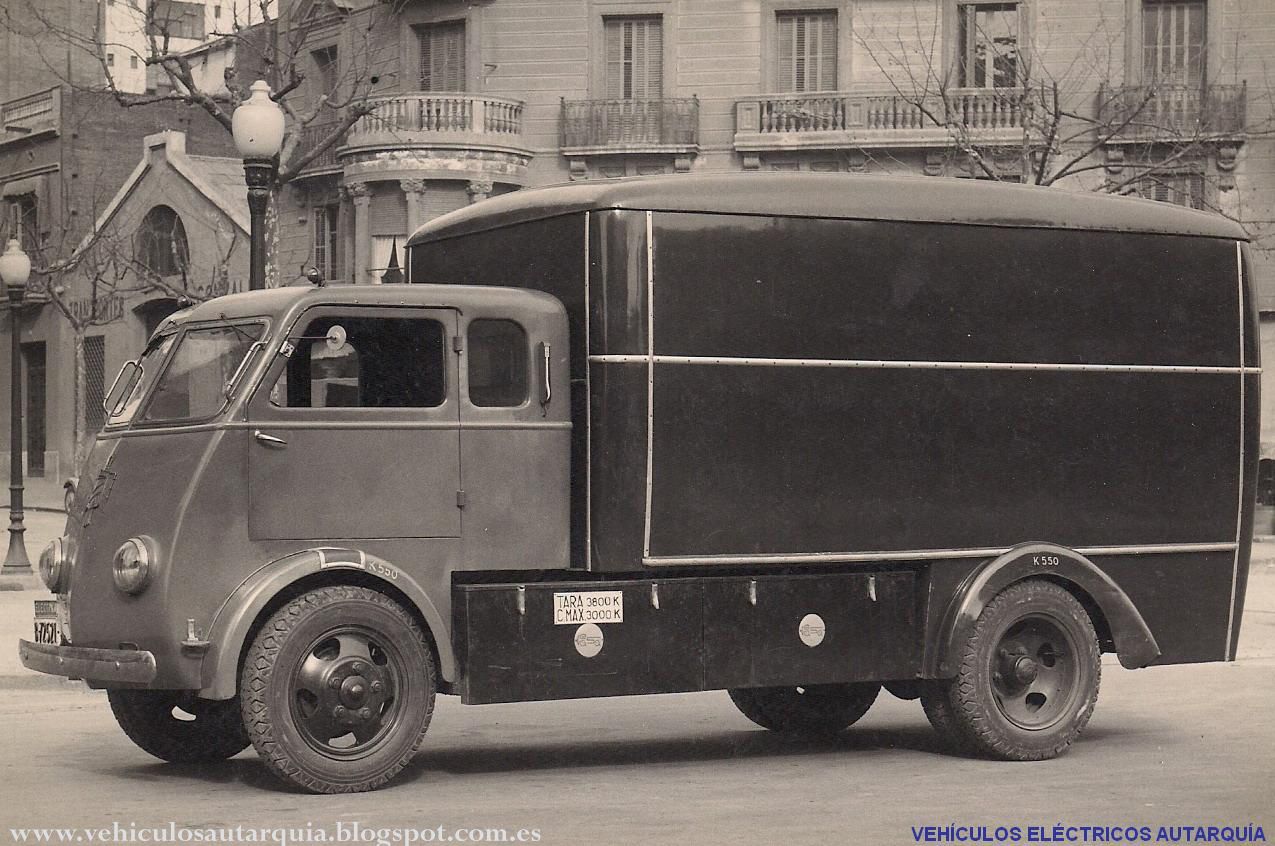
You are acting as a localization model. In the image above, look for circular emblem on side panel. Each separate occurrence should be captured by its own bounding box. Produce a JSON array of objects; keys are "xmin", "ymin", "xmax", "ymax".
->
[
  {"xmin": 798, "ymin": 613, "xmax": 826, "ymax": 648},
  {"xmin": 574, "ymin": 623, "xmax": 604, "ymax": 658}
]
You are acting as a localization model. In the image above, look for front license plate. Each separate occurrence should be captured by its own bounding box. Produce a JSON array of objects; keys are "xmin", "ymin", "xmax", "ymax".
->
[{"xmin": 33, "ymin": 599, "xmax": 60, "ymax": 645}]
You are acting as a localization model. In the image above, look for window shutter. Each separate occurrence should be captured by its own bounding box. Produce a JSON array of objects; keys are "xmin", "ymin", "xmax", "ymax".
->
[
  {"xmin": 777, "ymin": 14, "xmax": 795, "ymax": 91},
  {"xmin": 604, "ymin": 17, "xmax": 661, "ymax": 100},
  {"xmin": 370, "ymin": 186, "xmax": 407, "ymax": 236},
  {"xmin": 419, "ymin": 21, "xmax": 466, "ymax": 91},
  {"xmin": 777, "ymin": 11, "xmax": 836, "ymax": 93}
]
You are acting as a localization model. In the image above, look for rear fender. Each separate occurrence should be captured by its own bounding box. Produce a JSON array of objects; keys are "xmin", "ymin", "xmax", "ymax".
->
[
  {"xmin": 198, "ymin": 547, "xmax": 453, "ymax": 700},
  {"xmin": 926, "ymin": 543, "xmax": 1160, "ymax": 677}
]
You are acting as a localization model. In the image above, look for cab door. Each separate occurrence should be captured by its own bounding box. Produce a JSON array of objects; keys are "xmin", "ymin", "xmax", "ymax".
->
[{"xmin": 247, "ymin": 306, "xmax": 461, "ymax": 540}]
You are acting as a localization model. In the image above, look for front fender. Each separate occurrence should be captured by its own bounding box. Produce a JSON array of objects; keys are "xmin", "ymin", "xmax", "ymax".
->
[
  {"xmin": 198, "ymin": 547, "xmax": 454, "ymax": 700},
  {"xmin": 926, "ymin": 543, "xmax": 1161, "ymax": 678}
]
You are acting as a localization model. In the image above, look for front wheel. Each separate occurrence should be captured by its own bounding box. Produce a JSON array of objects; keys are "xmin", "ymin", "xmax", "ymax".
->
[
  {"xmin": 108, "ymin": 690, "xmax": 250, "ymax": 763},
  {"xmin": 921, "ymin": 579, "xmax": 1101, "ymax": 760},
  {"xmin": 240, "ymin": 585, "xmax": 436, "ymax": 793},
  {"xmin": 728, "ymin": 682, "xmax": 881, "ymax": 736}
]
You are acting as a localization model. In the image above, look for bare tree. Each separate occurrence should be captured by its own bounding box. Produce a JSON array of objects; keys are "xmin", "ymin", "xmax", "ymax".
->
[
  {"xmin": 847, "ymin": 0, "xmax": 1273, "ymax": 235},
  {"xmin": 1, "ymin": 0, "xmax": 400, "ymax": 282}
]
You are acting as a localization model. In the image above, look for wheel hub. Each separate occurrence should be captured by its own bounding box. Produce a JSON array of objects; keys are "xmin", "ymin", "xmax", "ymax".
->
[
  {"xmin": 290, "ymin": 628, "xmax": 401, "ymax": 755},
  {"xmin": 1012, "ymin": 656, "xmax": 1038, "ymax": 685}
]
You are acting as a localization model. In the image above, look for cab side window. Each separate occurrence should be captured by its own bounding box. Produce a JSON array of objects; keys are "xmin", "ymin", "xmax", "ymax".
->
[
  {"xmin": 468, "ymin": 319, "xmax": 528, "ymax": 407},
  {"xmin": 270, "ymin": 315, "xmax": 447, "ymax": 408}
]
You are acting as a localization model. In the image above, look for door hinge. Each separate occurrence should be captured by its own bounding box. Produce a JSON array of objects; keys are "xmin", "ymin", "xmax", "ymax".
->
[
  {"xmin": 456, "ymin": 489, "xmax": 467, "ymax": 509},
  {"xmin": 452, "ymin": 335, "xmax": 463, "ymax": 354}
]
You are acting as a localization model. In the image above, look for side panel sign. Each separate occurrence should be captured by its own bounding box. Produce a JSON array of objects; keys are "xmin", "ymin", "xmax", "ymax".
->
[{"xmin": 554, "ymin": 591, "xmax": 624, "ymax": 625}]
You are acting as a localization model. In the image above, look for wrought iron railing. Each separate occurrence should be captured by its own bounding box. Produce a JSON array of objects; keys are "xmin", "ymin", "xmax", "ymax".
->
[
  {"xmin": 560, "ymin": 97, "xmax": 699, "ymax": 149},
  {"xmin": 296, "ymin": 119, "xmax": 345, "ymax": 172}
]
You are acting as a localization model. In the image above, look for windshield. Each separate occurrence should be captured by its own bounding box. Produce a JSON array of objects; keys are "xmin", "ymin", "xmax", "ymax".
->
[
  {"xmin": 107, "ymin": 332, "xmax": 178, "ymax": 427},
  {"xmin": 139, "ymin": 322, "xmax": 266, "ymax": 424}
]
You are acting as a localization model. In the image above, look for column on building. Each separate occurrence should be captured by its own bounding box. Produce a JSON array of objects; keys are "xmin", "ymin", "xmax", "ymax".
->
[
  {"xmin": 346, "ymin": 182, "xmax": 372, "ymax": 285},
  {"xmin": 402, "ymin": 179, "xmax": 428, "ymax": 239},
  {"xmin": 466, "ymin": 178, "xmax": 493, "ymax": 205}
]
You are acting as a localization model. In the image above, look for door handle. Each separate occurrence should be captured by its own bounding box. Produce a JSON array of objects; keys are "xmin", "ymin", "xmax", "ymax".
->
[{"xmin": 253, "ymin": 430, "xmax": 287, "ymax": 448}]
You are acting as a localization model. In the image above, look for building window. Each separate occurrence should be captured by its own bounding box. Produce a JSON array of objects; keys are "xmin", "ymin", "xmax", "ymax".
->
[
  {"xmin": 214, "ymin": 4, "xmax": 221, "ymax": 18},
  {"xmin": 1143, "ymin": 0, "xmax": 1205, "ymax": 86},
  {"xmin": 604, "ymin": 16, "xmax": 662, "ymax": 99},
  {"xmin": 129, "ymin": 55, "xmax": 139, "ymax": 69},
  {"xmin": 417, "ymin": 20, "xmax": 466, "ymax": 91},
  {"xmin": 957, "ymin": 2, "xmax": 1020, "ymax": 88},
  {"xmin": 106, "ymin": 53, "xmax": 115, "ymax": 67},
  {"xmin": 148, "ymin": 0, "xmax": 206, "ymax": 41},
  {"xmin": 776, "ymin": 10, "xmax": 837, "ymax": 93},
  {"xmin": 6, "ymin": 194, "xmax": 39, "ymax": 254},
  {"xmin": 312, "ymin": 45, "xmax": 338, "ymax": 97},
  {"xmin": 313, "ymin": 202, "xmax": 339, "ymax": 281},
  {"xmin": 137, "ymin": 205, "xmax": 190, "ymax": 277},
  {"xmin": 1134, "ymin": 172, "xmax": 1205, "ymax": 209}
]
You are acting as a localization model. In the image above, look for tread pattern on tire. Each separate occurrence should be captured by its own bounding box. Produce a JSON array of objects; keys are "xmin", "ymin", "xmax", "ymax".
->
[
  {"xmin": 108, "ymin": 689, "xmax": 250, "ymax": 764},
  {"xmin": 240, "ymin": 585, "xmax": 435, "ymax": 794},
  {"xmin": 922, "ymin": 579, "xmax": 1101, "ymax": 761}
]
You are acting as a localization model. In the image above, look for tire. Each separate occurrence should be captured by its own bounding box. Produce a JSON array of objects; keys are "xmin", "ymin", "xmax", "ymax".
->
[
  {"xmin": 240, "ymin": 585, "xmax": 436, "ymax": 794},
  {"xmin": 728, "ymin": 682, "xmax": 881, "ymax": 736},
  {"xmin": 108, "ymin": 689, "xmax": 250, "ymax": 763},
  {"xmin": 920, "ymin": 580, "xmax": 1101, "ymax": 760}
]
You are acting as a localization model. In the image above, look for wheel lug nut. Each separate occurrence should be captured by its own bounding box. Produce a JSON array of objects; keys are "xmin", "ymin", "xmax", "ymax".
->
[
  {"xmin": 333, "ymin": 705, "xmax": 347, "ymax": 719},
  {"xmin": 359, "ymin": 707, "xmax": 372, "ymax": 720},
  {"xmin": 328, "ymin": 676, "xmax": 342, "ymax": 689},
  {"xmin": 353, "ymin": 663, "xmax": 367, "ymax": 674},
  {"xmin": 370, "ymin": 681, "xmax": 384, "ymax": 694}
]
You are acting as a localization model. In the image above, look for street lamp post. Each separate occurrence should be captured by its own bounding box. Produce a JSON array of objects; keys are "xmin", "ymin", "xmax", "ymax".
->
[
  {"xmin": 232, "ymin": 80, "xmax": 285, "ymax": 291},
  {"xmin": 0, "ymin": 237, "xmax": 32, "ymax": 580}
]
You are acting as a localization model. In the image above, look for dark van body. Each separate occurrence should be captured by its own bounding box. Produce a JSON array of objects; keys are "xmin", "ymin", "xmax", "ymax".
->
[{"xmin": 22, "ymin": 173, "xmax": 1257, "ymax": 793}]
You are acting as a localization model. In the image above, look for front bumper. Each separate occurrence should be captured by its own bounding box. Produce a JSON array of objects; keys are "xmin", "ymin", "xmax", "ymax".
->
[{"xmin": 18, "ymin": 639, "xmax": 157, "ymax": 684}]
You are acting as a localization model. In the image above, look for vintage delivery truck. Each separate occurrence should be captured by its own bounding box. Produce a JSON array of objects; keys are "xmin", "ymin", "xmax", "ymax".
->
[{"xmin": 20, "ymin": 173, "xmax": 1258, "ymax": 793}]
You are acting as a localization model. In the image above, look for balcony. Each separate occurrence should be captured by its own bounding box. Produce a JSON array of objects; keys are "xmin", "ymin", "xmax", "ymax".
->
[
  {"xmin": 341, "ymin": 92, "xmax": 528, "ymax": 156},
  {"xmin": 734, "ymin": 88, "xmax": 1027, "ymax": 153},
  {"xmin": 560, "ymin": 98, "xmax": 699, "ymax": 155},
  {"xmin": 1, "ymin": 87, "xmax": 61, "ymax": 147},
  {"xmin": 1097, "ymin": 83, "xmax": 1246, "ymax": 141},
  {"xmin": 296, "ymin": 119, "xmax": 346, "ymax": 175}
]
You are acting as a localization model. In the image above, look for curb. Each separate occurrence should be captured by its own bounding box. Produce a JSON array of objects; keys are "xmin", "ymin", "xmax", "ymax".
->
[{"xmin": 0, "ymin": 673, "xmax": 84, "ymax": 690}]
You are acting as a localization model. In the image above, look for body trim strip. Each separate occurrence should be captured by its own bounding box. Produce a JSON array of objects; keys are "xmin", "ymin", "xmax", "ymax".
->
[
  {"xmin": 591, "ymin": 354, "xmax": 1258, "ymax": 375},
  {"xmin": 640, "ymin": 542, "xmax": 1238, "ymax": 567},
  {"xmin": 642, "ymin": 210, "xmax": 656, "ymax": 559},
  {"xmin": 228, "ymin": 420, "xmax": 571, "ymax": 431},
  {"xmin": 584, "ymin": 211, "xmax": 593, "ymax": 572},
  {"xmin": 1227, "ymin": 240, "xmax": 1246, "ymax": 660}
]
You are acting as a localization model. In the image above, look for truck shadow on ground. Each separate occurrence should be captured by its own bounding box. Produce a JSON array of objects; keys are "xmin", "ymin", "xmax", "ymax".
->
[{"xmin": 106, "ymin": 722, "xmax": 1127, "ymax": 793}]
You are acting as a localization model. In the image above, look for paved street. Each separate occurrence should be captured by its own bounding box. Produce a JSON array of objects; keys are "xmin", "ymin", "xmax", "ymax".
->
[{"xmin": 1, "ymin": 498, "xmax": 1272, "ymax": 844}]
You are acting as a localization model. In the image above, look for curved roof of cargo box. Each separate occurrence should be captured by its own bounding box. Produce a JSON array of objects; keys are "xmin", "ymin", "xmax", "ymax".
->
[{"xmin": 407, "ymin": 172, "xmax": 1246, "ymax": 245}]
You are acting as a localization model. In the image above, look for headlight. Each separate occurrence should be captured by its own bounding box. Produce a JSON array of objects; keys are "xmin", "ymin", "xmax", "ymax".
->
[
  {"xmin": 39, "ymin": 537, "xmax": 71, "ymax": 593},
  {"xmin": 112, "ymin": 537, "xmax": 157, "ymax": 595}
]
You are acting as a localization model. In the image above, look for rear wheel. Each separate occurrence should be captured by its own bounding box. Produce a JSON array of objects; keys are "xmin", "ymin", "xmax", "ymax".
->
[
  {"xmin": 240, "ymin": 585, "xmax": 436, "ymax": 793},
  {"xmin": 728, "ymin": 683, "xmax": 880, "ymax": 736},
  {"xmin": 108, "ymin": 689, "xmax": 250, "ymax": 763},
  {"xmin": 921, "ymin": 580, "xmax": 1100, "ymax": 760}
]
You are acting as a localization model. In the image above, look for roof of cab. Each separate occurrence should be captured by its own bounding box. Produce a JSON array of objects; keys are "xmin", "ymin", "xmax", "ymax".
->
[
  {"xmin": 156, "ymin": 283, "xmax": 561, "ymax": 329},
  {"xmin": 407, "ymin": 172, "xmax": 1246, "ymax": 244}
]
